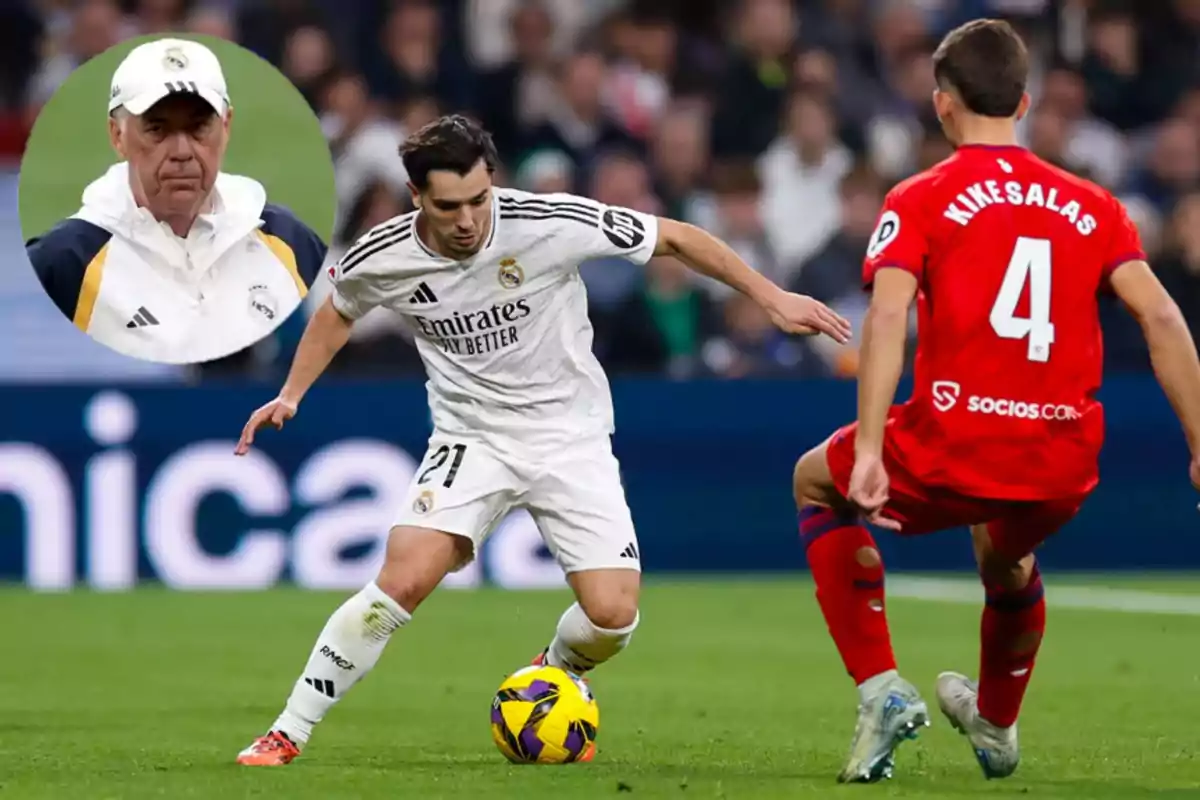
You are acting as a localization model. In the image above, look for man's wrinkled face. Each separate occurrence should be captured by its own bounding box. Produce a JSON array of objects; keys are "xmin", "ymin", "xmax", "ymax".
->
[{"xmin": 110, "ymin": 93, "xmax": 230, "ymax": 218}]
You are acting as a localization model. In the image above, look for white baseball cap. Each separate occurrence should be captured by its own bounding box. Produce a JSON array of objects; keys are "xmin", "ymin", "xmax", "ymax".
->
[{"xmin": 108, "ymin": 38, "xmax": 230, "ymax": 117}]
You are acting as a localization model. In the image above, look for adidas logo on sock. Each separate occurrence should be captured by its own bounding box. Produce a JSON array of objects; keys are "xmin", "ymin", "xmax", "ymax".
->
[
  {"xmin": 304, "ymin": 676, "xmax": 335, "ymax": 698},
  {"xmin": 566, "ymin": 647, "xmax": 598, "ymax": 671},
  {"xmin": 408, "ymin": 282, "xmax": 438, "ymax": 304},
  {"xmin": 619, "ymin": 542, "xmax": 639, "ymax": 560},
  {"xmin": 125, "ymin": 306, "xmax": 160, "ymax": 328}
]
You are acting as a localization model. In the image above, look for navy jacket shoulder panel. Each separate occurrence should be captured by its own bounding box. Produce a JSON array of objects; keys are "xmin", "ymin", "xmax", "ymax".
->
[
  {"xmin": 260, "ymin": 203, "xmax": 329, "ymax": 287},
  {"xmin": 25, "ymin": 218, "xmax": 113, "ymax": 321}
]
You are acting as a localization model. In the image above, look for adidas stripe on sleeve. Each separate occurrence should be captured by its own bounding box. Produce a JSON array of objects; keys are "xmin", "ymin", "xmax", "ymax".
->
[
  {"xmin": 497, "ymin": 192, "xmax": 659, "ymax": 266},
  {"xmin": 329, "ymin": 213, "xmax": 416, "ymax": 320}
]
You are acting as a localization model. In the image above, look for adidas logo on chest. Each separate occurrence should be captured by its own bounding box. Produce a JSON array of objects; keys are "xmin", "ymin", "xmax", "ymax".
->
[
  {"xmin": 404, "ymin": 253, "xmax": 532, "ymax": 311},
  {"xmin": 408, "ymin": 282, "xmax": 438, "ymax": 305},
  {"xmin": 125, "ymin": 306, "xmax": 160, "ymax": 328}
]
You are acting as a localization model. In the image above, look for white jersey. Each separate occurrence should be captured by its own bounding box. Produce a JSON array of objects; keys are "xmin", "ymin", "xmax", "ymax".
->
[{"xmin": 328, "ymin": 187, "xmax": 659, "ymax": 442}]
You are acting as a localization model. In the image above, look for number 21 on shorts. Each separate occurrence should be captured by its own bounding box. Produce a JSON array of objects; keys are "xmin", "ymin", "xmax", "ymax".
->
[
  {"xmin": 418, "ymin": 443, "xmax": 468, "ymax": 488},
  {"xmin": 990, "ymin": 236, "xmax": 1055, "ymax": 363}
]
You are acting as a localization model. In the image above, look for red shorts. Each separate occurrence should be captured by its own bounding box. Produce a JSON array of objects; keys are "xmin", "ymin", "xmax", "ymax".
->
[{"xmin": 825, "ymin": 422, "xmax": 1089, "ymax": 560}]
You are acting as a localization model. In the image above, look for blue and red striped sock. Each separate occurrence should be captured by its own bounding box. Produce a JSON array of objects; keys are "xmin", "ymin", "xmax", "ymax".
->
[
  {"xmin": 978, "ymin": 564, "xmax": 1045, "ymax": 728},
  {"xmin": 798, "ymin": 506, "xmax": 896, "ymax": 685}
]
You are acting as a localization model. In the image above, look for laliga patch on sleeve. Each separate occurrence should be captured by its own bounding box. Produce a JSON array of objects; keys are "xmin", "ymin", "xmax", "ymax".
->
[
  {"xmin": 600, "ymin": 208, "xmax": 646, "ymax": 249},
  {"xmin": 866, "ymin": 210, "xmax": 901, "ymax": 259}
]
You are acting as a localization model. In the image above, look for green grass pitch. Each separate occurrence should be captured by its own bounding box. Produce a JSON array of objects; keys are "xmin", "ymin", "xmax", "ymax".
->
[
  {"xmin": 2, "ymin": 579, "xmax": 1198, "ymax": 799},
  {"xmin": 18, "ymin": 33, "xmax": 336, "ymax": 243}
]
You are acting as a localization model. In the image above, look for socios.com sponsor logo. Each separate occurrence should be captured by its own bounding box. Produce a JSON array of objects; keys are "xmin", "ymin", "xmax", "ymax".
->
[
  {"xmin": 966, "ymin": 395, "xmax": 1080, "ymax": 421},
  {"xmin": 930, "ymin": 380, "xmax": 1079, "ymax": 420},
  {"xmin": 1, "ymin": 391, "xmax": 563, "ymax": 592},
  {"xmin": 932, "ymin": 380, "xmax": 961, "ymax": 412}
]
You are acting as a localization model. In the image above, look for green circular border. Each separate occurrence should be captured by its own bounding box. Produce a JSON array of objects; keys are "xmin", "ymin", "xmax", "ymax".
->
[{"xmin": 18, "ymin": 33, "xmax": 336, "ymax": 247}]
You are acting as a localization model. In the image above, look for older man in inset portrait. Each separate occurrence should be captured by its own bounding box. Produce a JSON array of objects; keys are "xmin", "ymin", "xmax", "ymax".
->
[{"xmin": 28, "ymin": 37, "xmax": 326, "ymax": 364}]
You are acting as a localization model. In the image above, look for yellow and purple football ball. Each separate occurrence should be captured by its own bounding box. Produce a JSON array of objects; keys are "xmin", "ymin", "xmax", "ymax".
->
[{"xmin": 490, "ymin": 664, "xmax": 599, "ymax": 764}]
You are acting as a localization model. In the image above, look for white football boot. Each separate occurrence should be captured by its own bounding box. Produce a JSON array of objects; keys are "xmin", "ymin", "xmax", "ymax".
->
[
  {"xmin": 936, "ymin": 671, "xmax": 1020, "ymax": 779},
  {"xmin": 837, "ymin": 672, "xmax": 930, "ymax": 783}
]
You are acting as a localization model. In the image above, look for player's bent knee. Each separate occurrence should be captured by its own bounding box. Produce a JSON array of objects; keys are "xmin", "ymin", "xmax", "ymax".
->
[
  {"xmin": 577, "ymin": 594, "xmax": 638, "ymax": 631},
  {"xmin": 375, "ymin": 525, "xmax": 472, "ymax": 611},
  {"xmin": 575, "ymin": 587, "xmax": 639, "ymax": 631},
  {"xmin": 568, "ymin": 567, "xmax": 640, "ymax": 630},
  {"xmin": 793, "ymin": 444, "xmax": 840, "ymax": 508},
  {"xmin": 792, "ymin": 453, "xmax": 815, "ymax": 506},
  {"xmin": 978, "ymin": 551, "xmax": 1037, "ymax": 592}
]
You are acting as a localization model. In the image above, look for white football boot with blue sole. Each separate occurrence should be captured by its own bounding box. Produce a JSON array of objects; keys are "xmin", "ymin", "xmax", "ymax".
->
[
  {"xmin": 837, "ymin": 674, "xmax": 930, "ymax": 783},
  {"xmin": 936, "ymin": 671, "xmax": 1020, "ymax": 779}
]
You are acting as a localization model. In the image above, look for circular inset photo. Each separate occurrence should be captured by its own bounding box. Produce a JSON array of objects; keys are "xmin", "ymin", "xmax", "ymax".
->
[{"xmin": 20, "ymin": 34, "xmax": 335, "ymax": 365}]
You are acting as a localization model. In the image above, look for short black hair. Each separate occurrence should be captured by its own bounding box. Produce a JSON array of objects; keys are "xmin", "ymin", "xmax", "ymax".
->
[
  {"xmin": 399, "ymin": 114, "xmax": 499, "ymax": 191},
  {"xmin": 932, "ymin": 18, "xmax": 1029, "ymax": 117}
]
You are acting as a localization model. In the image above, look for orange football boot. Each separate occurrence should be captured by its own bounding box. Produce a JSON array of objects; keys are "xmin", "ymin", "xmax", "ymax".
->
[{"xmin": 236, "ymin": 730, "xmax": 301, "ymax": 766}]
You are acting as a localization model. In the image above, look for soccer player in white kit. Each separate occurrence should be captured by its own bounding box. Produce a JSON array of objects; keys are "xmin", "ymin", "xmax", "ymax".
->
[{"xmin": 233, "ymin": 115, "xmax": 852, "ymax": 765}]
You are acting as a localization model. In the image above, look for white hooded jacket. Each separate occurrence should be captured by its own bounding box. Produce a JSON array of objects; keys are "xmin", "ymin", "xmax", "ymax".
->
[{"xmin": 27, "ymin": 162, "xmax": 326, "ymax": 364}]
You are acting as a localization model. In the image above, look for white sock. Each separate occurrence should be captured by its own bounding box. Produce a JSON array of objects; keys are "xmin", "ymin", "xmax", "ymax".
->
[
  {"xmin": 271, "ymin": 582, "xmax": 410, "ymax": 745},
  {"xmin": 545, "ymin": 602, "xmax": 639, "ymax": 674},
  {"xmin": 857, "ymin": 669, "xmax": 899, "ymax": 705}
]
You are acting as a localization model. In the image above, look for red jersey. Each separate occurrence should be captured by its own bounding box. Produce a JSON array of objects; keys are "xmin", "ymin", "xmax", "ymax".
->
[{"xmin": 862, "ymin": 145, "xmax": 1145, "ymax": 500}]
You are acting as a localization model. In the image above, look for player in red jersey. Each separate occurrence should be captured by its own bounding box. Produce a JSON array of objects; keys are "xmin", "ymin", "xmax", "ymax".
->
[{"xmin": 791, "ymin": 19, "xmax": 1200, "ymax": 784}]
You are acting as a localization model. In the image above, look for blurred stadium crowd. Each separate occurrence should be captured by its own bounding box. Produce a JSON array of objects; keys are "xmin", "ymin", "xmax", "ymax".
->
[{"xmin": 3, "ymin": 0, "xmax": 1200, "ymax": 381}]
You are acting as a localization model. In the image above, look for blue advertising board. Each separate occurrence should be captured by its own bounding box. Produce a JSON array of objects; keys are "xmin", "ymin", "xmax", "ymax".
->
[{"xmin": 0, "ymin": 377, "xmax": 1193, "ymax": 590}]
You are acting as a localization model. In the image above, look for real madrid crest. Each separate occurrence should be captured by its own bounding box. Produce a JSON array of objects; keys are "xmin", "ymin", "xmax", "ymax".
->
[
  {"xmin": 413, "ymin": 490, "xmax": 435, "ymax": 514},
  {"xmin": 497, "ymin": 258, "xmax": 524, "ymax": 289},
  {"xmin": 162, "ymin": 46, "xmax": 189, "ymax": 71},
  {"xmin": 247, "ymin": 283, "xmax": 278, "ymax": 321}
]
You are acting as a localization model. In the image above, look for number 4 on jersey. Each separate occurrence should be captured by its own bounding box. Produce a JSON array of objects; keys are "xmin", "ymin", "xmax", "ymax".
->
[{"xmin": 990, "ymin": 236, "xmax": 1055, "ymax": 363}]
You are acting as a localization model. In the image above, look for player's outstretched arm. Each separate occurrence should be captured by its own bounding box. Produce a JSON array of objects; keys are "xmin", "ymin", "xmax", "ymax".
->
[
  {"xmin": 234, "ymin": 296, "xmax": 354, "ymax": 455},
  {"xmin": 653, "ymin": 218, "xmax": 852, "ymax": 343},
  {"xmin": 1110, "ymin": 260, "xmax": 1200, "ymax": 487}
]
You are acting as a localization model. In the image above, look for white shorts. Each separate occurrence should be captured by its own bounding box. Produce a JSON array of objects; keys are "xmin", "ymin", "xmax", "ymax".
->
[{"xmin": 393, "ymin": 432, "xmax": 641, "ymax": 574}]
